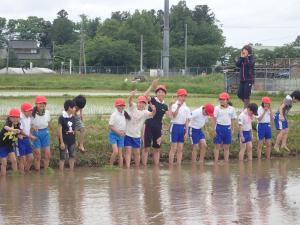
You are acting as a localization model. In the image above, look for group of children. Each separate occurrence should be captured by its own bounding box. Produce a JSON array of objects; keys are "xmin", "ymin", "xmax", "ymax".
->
[
  {"xmin": 1, "ymin": 84, "xmax": 299, "ymax": 175},
  {"xmin": 109, "ymin": 79, "xmax": 300, "ymax": 167},
  {"xmin": 0, "ymin": 95, "xmax": 86, "ymax": 175}
]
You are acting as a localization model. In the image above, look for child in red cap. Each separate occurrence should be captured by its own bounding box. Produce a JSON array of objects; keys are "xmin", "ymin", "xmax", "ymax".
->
[
  {"xmin": 124, "ymin": 90, "xmax": 156, "ymax": 168},
  {"xmin": 169, "ymin": 88, "xmax": 190, "ymax": 165},
  {"xmin": 31, "ymin": 95, "xmax": 51, "ymax": 171},
  {"xmin": 18, "ymin": 102, "xmax": 35, "ymax": 173},
  {"xmin": 0, "ymin": 108, "xmax": 21, "ymax": 175},
  {"xmin": 188, "ymin": 103, "xmax": 214, "ymax": 163}
]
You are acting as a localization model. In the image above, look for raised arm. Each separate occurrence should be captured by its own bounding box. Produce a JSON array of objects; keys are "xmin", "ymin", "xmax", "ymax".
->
[
  {"xmin": 128, "ymin": 90, "xmax": 137, "ymax": 107},
  {"xmin": 144, "ymin": 79, "xmax": 159, "ymax": 97}
]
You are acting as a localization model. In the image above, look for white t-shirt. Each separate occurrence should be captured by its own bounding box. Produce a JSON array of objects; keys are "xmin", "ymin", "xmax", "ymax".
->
[
  {"xmin": 125, "ymin": 103, "xmax": 152, "ymax": 138},
  {"xmin": 109, "ymin": 110, "xmax": 126, "ymax": 132},
  {"xmin": 189, "ymin": 107, "xmax": 208, "ymax": 129},
  {"xmin": 238, "ymin": 110, "xmax": 253, "ymax": 131},
  {"xmin": 20, "ymin": 112, "xmax": 32, "ymax": 136},
  {"xmin": 171, "ymin": 101, "xmax": 191, "ymax": 125},
  {"xmin": 257, "ymin": 106, "xmax": 271, "ymax": 123},
  {"xmin": 214, "ymin": 105, "xmax": 237, "ymax": 126},
  {"xmin": 31, "ymin": 110, "xmax": 51, "ymax": 129}
]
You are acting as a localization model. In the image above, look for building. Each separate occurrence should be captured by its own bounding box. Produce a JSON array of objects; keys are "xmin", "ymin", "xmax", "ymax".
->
[{"xmin": 0, "ymin": 40, "xmax": 52, "ymax": 64}]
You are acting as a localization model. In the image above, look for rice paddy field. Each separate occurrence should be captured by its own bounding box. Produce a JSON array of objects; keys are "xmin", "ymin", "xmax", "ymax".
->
[{"xmin": 0, "ymin": 73, "xmax": 299, "ymax": 166}]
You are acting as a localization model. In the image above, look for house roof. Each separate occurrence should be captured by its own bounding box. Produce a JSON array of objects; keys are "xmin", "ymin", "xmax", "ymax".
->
[{"xmin": 9, "ymin": 40, "xmax": 38, "ymax": 49}]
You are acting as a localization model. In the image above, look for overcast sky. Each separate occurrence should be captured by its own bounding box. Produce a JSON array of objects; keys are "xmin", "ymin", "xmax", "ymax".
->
[{"xmin": 1, "ymin": 0, "xmax": 299, "ymax": 47}]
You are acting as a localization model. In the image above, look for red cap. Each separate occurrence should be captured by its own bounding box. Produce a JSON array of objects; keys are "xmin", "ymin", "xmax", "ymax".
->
[
  {"xmin": 9, "ymin": 108, "xmax": 21, "ymax": 118},
  {"xmin": 115, "ymin": 98, "xmax": 126, "ymax": 107},
  {"xmin": 35, "ymin": 95, "xmax": 47, "ymax": 104},
  {"xmin": 219, "ymin": 92, "xmax": 230, "ymax": 100},
  {"xmin": 21, "ymin": 102, "xmax": 33, "ymax": 112},
  {"xmin": 262, "ymin": 96, "xmax": 271, "ymax": 104},
  {"xmin": 137, "ymin": 96, "xmax": 148, "ymax": 104},
  {"xmin": 204, "ymin": 104, "xmax": 214, "ymax": 116},
  {"xmin": 155, "ymin": 85, "xmax": 167, "ymax": 93},
  {"xmin": 176, "ymin": 88, "xmax": 188, "ymax": 96}
]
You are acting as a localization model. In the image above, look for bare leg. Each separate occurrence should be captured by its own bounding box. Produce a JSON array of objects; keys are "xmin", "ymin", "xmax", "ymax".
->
[
  {"xmin": 19, "ymin": 156, "xmax": 26, "ymax": 173},
  {"xmin": 274, "ymin": 130, "xmax": 284, "ymax": 151},
  {"xmin": 34, "ymin": 148, "xmax": 41, "ymax": 171},
  {"xmin": 246, "ymin": 142, "xmax": 253, "ymax": 161},
  {"xmin": 110, "ymin": 144, "xmax": 119, "ymax": 165},
  {"xmin": 199, "ymin": 139, "xmax": 207, "ymax": 163},
  {"xmin": 1, "ymin": 158, "xmax": 7, "ymax": 176},
  {"xmin": 25, "ymin": 154, "xmax": 34, "ymax": 171},
  {"xmin": 223, "ymin": 144, "xmax": 230, "ymax": 162},
  {"xmin": 169, "ymin": 143, "xmax": 177, "ymax": 165},
  {"xmin": 44, "ymin": 147, "xmax": 51, "ymax": 170},
  {"xmin": 133, "ymin": 148, "xmax": 141, "ymax": 167},
  {"xmin": 79, "ymin": 127, "xmax": 86, "ymax": 151},
  {"xmin": 176, "ymin": 143, "xmax": 184, "ymax": 165},
  {"xmin": 266, "ymin": 139, "xmax": 271, "ymax": 159},
  {"xmin": 191, "ymin": 144, "xmax": 199, "ymax": 163},
  {"xmin": 239, "ymin": 143, "xmax": 246, "ymax": 161},
  {"xmin": 214, "ymin": 144, "xmax": 221, "ymax": 162},
  {"xmin": 69, "ymin": 158, "xmax": 75, "ymax": 170},
  {"xmin": 125, "ymin": 147, "xmax": 132, "ymax": 168},
  {"xmin": 153, "ymin": 148, "xmax": 160, "ymax": 166},
  {"xmin": 118, "ymin": 148, "xmax": 123, "ymax": 167},
  {"xmin": 59, "ymin": 160, "xmax": 65, "ymax": 171},
  {"xmin": 257, "ymin": 140, "xmax": 263, "ymax": 160},
  {"xmin": 142, "ymin": 147, "xmax": 149, "ymax": 166},
  {"xmin": 281, "ymin": 128, "xmax": 289, "ymax": 150}
]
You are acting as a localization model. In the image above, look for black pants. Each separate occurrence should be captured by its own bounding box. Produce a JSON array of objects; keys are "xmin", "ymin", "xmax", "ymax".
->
[
  {"xmin": 144, "ymin": 123, "xmax": 162, "ymax": 149},
  {"xmin": 237, "ymin": 81, "xmax": 252, "ymax": 100}
]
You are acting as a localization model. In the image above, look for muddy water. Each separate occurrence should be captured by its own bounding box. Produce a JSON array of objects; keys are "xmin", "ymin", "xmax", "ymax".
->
[{"xmin": 0, "ymin": 158, "xmax": 300, "ymax": 225}]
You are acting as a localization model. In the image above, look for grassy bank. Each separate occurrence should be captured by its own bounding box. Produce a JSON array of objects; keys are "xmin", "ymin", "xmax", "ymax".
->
[{"xmin": 2, "ymin": 114, "xmax": 297, "ymax": 168}]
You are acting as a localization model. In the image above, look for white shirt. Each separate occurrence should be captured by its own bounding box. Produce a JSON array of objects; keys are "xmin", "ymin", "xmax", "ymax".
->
[
  {"xmin": 109, "ymin": 110, "xmax": 126, "ymax": 132},
  {"xmin": 126, "ymin": 103, "xmax": 152, "ymax": 138},
  {"xmin": 189, "ymin": 107, "xmax": 208, "ymax": 129},
  {"xmin": 31, "ymin": 110, "xmax": 51, "ymax": 129},
  {"xmin": 214, "ymin": 105, "xmax": 237, "ymax": 126},
  {"xmin": 171, "ymin": 101, "xmax": 191, "ymax": 125},
  {"xmin": 257, "ymin": 106, "xmax": 271, "ymax": 123},
  {"xmin": 20, "ymin": 112, "xmax": 32, "ymax": 136},
  {"xmin": 238, "ymin": 110, "xmax": 253, "ymax": 131}
]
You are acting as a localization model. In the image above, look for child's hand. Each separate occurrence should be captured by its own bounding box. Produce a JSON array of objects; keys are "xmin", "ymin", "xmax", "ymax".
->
[
  {"xmin": 33, "ymin": 126, "xmax": 39, "ymax": 132},
  {"xmin": 60, "ymin": 142, "xmax": 65, "ymax": 150},
  {"xmin": 150, "ymin": 104, "xmax": 156, "ymax": 112},
  {"xmin": 184, "ymin": 132, "xmax": 188, "ymax": 141},
  {"xmin": 13, "ymin": 129, "xmax": 21, "ymax": 134},
  {"xmin": 119, "ymin": 130, "xmax": 126, "ymax": 136},
  {"xmin": 18, "ymin": 135, "xmax": 23, "ymax": 139},
  {"xmin": 130, "ymin": 90, "xmax": 137, "ymax": 96},
  {"xmin": 213, "ymin": 130, "xmax": 217, "ymax": 138},
  {"xmin": 30, "ymin": 135, "xmax": 37, "ymax": 141},
  {"xmin": 279, "ymin": 114, "xmax": 285, "ymax": 121},
  {"xmin": 240, "ymin": 136, "xmax": 245, "ymax": 143},
  {"xmin": 156, "ymin": 137, "xmax": 162, "ymax": 145},
  {"xmin": 152, "ymin": 79, "xmax": 159, "ymax": 86}
]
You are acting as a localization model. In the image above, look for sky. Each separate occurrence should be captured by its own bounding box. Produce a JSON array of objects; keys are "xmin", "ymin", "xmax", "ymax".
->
[{"xmin": 0, "ymin": 0, "xmax": 299, "ymax": 47}]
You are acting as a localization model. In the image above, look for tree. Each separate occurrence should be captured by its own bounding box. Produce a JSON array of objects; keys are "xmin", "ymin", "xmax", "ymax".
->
[
  {"xmin": 192, "ymin": 5, "xmax": 216, "ymax": 24},
  {"xmin": 50, "ymin": 10, "xmax": 77, "ymax": 45}
]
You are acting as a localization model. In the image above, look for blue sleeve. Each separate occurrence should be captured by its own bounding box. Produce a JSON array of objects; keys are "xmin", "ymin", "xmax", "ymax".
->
[{"xmin": 235, "ymin": 57, "xmax": 244, "ymax": 67}]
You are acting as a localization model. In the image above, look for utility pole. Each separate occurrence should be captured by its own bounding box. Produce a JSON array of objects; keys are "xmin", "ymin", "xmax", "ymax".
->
[
  {"xmin": 140, "ymin": 34, "xmax": 143, "ymax": 73},
  {"xmin": 52, "ymin": 41, "xmax": 55, "ymax": 70},
  {"xmin": 163, "ymin": 0, "xmax": 170, "ymax": 77},
  {"xmin": 79, "ymin": 15, "xmax": 87, "ymax": 75},
  {"xmin": 184, "ymin": 23, "xmax": 188, "ymax": 75},
  {"xmin": 6, "ymin": 40, "xmax": 9, "ymax": 74}
]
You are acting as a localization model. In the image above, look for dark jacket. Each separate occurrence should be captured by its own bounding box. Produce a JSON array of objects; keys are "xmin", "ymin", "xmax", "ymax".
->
[{"xmin": 236, "ymin": 55, "xmax": 255, "ymax": 82}]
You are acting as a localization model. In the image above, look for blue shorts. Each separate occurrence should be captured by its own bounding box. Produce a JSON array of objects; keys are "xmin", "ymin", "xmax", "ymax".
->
[
  {"xmin": 188, "ymin": 127, "xmax": 205, "ymax": 145},
  {"xmin": 0, "ymin": 146, "xmax": 14, "ymax": 158},
  {"xmin": 238, "ymin": 131, "xmax": 252, "ymax": 143},
  {"xmin": 18, "ymin": 137, "xmax": 33, "ymax": 156},
  {"xmin": 257, "ymin": 123, "xmax": 272, "ymax": 140},
  {"xmin": 109, "ymin": 131, "xmax": 125, "ymax": 148},
  {"xmin": 32, "ymin": 128, "xmax": 51, "ymax": 149},
  {"xmin": 170, "ymin": 124, "xmax": 185, "ymax": 143},
  {"xmin": 274, "ymin": 112, "xmax": 288, "ymax": 130},
  {"xmin": 124, "ymin": 135, "xmax": 141, "ymax": 148},
  {"xmin": 214, "ymin": 124, "xmax": 232, "ymax": 145}
]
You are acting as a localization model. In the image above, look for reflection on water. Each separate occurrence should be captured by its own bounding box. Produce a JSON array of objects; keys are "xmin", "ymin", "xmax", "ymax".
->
[{"xmin": 1, "ymin": 158, "xmax": 300, "ymax": 225}]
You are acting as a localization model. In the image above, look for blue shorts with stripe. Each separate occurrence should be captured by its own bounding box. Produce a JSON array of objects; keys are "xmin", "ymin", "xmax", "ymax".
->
[
  {"xmin": 109, "ymin": 131, "xmax": 125, "ymax": 148},
  {"xmin": 18, "ymin": 137, "xmax": 33, "ymax": 156},
  {"xmin": 32, "ymin": 128, "xmax": 50, "ymax": 149},
  {"xmin": 188, "ymin": 127, "xmax": 205, "ymax": 145},
  {"xmin": 170, "ymin": 124, "xmax": 185, "ymax": 143},
  {"xmin": 124, "ymin": 135, "xmax": 141, "ymax": 148},
  {"xmin": 257, "ymin": 123, "xmax": 272, "ymax": 140},
  {"xmin": 214, "ymin": 124, "xmax": 232, "ymax": 145},
  {"xmin": 238, "ymin": 131, "xmax": 252, "ymax": 143},
  {"xmin": 274, "ymin": 112, "xmax": 288, "ymax": 130}
]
